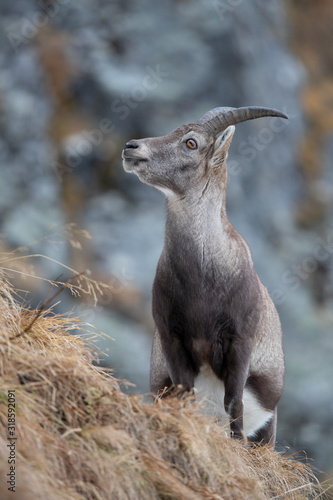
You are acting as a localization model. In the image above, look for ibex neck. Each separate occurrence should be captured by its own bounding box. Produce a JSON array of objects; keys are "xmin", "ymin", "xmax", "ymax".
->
[{"xmin": 164, "ymin": 186, "xmax": 231, "ymax": 255}]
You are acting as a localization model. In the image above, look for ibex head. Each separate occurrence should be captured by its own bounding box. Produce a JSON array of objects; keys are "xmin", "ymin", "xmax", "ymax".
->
[{"xmin": 122, "ymin": 106, "xmax": 288, "ymax": 197}]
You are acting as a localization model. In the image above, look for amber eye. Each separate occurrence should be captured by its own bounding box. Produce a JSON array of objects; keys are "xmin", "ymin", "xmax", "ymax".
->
[{"xmin": 186, "ymin": 138, "xmax": 198, "ymax": 150}]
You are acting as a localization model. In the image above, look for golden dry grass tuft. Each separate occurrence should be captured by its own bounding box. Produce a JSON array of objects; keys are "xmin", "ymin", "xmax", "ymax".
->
[{"xmin": 0, "ymin": 277, "xmax": 322, "ymax": 500}]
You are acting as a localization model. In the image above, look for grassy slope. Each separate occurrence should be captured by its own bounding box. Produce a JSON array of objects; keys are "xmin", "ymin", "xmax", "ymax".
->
[{"xmin": 0, "ymin": 278, "xmax": 320, "ymax": 500}]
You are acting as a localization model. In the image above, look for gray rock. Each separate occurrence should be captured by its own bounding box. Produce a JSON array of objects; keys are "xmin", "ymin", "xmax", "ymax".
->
[{"xmin": 0, "ymin": 0, "xmax": 332, "ymax": 473}]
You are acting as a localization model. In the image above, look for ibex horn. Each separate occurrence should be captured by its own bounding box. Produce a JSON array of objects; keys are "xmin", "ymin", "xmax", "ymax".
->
[{"xmin": 199, "ymin": 106, "xmax": 288, "ymax": 134}]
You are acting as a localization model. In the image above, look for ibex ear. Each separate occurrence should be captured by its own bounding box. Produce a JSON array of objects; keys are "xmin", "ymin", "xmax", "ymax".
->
[{"xmin": 210, "ymin": 125, "xmax": 235, "ymax": 169}]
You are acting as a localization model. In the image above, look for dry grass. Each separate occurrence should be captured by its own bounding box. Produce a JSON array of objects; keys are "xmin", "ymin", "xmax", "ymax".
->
[{"xmin": 0, "ymin": 276, "xmax": 323, "ymax": 500}]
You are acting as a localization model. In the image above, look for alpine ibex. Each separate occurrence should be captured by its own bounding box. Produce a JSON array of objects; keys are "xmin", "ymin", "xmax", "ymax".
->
[{"xmin": 122, "ymin": 106, "xmax": 287, "ymax": 445}]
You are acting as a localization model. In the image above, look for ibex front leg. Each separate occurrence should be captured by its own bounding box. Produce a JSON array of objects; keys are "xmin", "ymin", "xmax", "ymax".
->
[
  {"xmin": 150, "ymin": 329, "xmax": 172, "ymax": 396},
  {"xmin": 221, "ymin": 340, "xmax": 252, "ymax": 440},
  {"xmin": 150, "ymin": 328, "xmax": 197, "ymax": 395}
]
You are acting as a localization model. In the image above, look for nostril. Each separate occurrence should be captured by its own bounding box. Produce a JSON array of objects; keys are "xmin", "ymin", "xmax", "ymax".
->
[{"xmin": 125, "ymin": 141, "xmax": 139, "ymax": 149}]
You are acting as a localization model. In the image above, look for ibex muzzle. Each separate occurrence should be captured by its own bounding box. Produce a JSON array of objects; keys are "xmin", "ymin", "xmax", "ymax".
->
[{"xmin": 122, "ymin": 106, "xmax": 287, "ymax": 446}]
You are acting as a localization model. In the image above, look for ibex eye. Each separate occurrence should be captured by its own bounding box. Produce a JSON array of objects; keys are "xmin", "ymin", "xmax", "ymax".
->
[{"xmin": 186, "ymin": 138, "xmax": 198, "ymax": 150}]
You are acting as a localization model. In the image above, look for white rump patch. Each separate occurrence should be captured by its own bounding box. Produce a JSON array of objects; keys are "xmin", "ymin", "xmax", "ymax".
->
[{"xmin": 194, "ymin": 364, "xmax": 273, "ymax": 437}]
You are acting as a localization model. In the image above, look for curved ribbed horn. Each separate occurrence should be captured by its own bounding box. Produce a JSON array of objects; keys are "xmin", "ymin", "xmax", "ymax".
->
[{"xmin": 199, "ymin": 106, "xmax": 288, "ymax": 134}]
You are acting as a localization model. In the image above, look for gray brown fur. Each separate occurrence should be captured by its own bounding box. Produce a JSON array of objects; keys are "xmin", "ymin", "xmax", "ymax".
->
[{"xmin": 122, "ymin": 106, "xmax": 286, "ymax": 446}]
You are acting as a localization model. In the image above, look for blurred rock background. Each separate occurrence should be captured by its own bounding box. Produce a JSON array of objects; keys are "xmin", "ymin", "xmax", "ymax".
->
[{"xmin": 0, "ymin": 0, "xmax": 332, "ymax": 480}]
